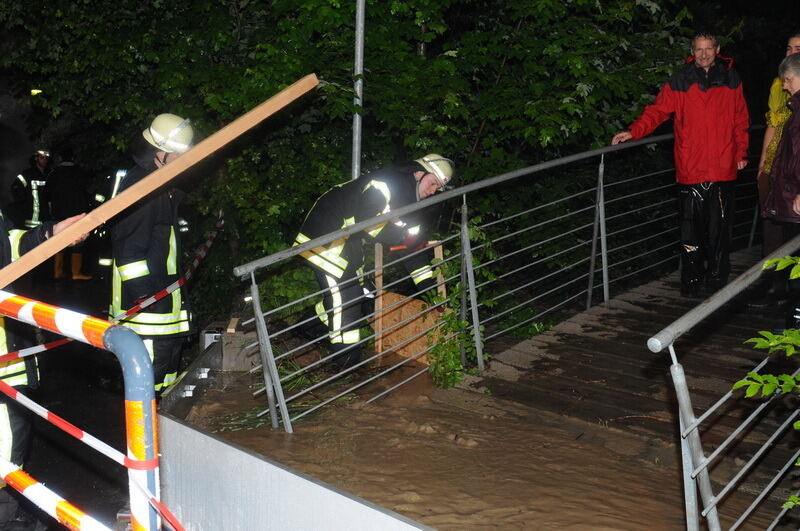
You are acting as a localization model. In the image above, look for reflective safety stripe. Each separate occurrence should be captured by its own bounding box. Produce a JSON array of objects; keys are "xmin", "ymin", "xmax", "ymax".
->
[
  {"xmin": 295, "ymin": 233, "xmax": 348, "ymax": 278},
  {"xmin": 363, "ymin": 180, "xmax": 392, "ymax": 238},
  {"xmin": 332, "ymin": 329, "xmax": 360, "ymax": 345},
  {"xmin": 0, "ymin": 317, "xmax": 29, "ymax": 388},
  {"xmin": 25, "ymin": 180, "xmax": 46, "ymax": 228},
  {"xmin": 342, "ymin": 217, "xmax": 355, "ymax": 228},
  {"xmin": 15, "ymin": 175, "xmax": 26, "ymax": 187},
  {"xmin": 111, "ymin": 169, "xmax": 127, "ymax": 199},
  {"xmin": 315, "ymin": 300, "xmax": 328, "ymax": 326},
  {"xmin": 366, "ymin": 223, "xmax": 386, "ymax": 238},
  {"xmin": 94, "ymin": 194, "xmax": 106, "ymax": 203},
  {"xmin": 408, "ymin": 225, "xmax": 421, "ymax": 236},
  {"xmin": 410, "ymin": 265, "xmax": 434, "ymax": 284},
  {"xmin": 363, "ymin": 180, "xmax": 392, "ymax": 208},
  {"xmin": 324, "ymin": 274, "xmax": 343, "ymax": 341},
  {"xmin": 98, "ymin": 258, "xmax": 113, "ymax": 266},
  {"xmin": 7, "ymin": 231, "xmax": 25, "ymax": 262},
  {"xmin": 124, "ymin": 309, "xmax": 190, "ymax": 325},
  {"xmin": 118, "ymin": 260, "xmax": 149, "ymax": 281},
  {"xmin": 167, "ymin": 228, "xmax": 177, "ymax": 275},
  {"xmin": 119, "ymin": 319, "xmax": 190, "ymax": 336}
]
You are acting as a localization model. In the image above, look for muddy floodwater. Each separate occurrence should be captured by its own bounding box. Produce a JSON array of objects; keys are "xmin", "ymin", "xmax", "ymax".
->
[{"xmin": 184, "ymin": 365, "xmax": 703, "ymax": 530}]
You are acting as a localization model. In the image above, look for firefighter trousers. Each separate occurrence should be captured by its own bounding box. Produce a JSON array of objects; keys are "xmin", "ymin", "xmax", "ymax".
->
[{"xmin": 311, "ymin": 268, "xmax": 367, "ymax": 369}]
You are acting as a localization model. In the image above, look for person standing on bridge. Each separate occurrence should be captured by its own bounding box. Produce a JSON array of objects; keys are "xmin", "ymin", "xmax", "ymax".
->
[
  {"xmin": 761, "ymin": 53, "xmax": 800, "ymax": 329},
  {"xmin": 611, "ymin": 31, "xmax": 750, "ymax": 298},
  {"xmin": 294, "ymin": 155, "xmax": 452, "ymax": 370}
]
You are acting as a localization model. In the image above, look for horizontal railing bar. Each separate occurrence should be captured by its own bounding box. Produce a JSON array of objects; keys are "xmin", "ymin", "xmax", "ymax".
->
[
  {"xmin": 476, "ymin": 240, "xmax": 589, "ymax": 286},
  {"xmin": 604, "ymin": 212, "xmax": 678, "ymax": 238},
  {"xmin": 604, "ymin": 167, "xmax": 674, "ymax": 189},
  {"xmin": 701, "ymin": 409, "xmax": 800, "ymax": 518},
  {"xmin": 479, "ymin": 204, "xmax": 595, "ymax": 249},
  {"xmin": 483, "ymin": 290, "xmax": 584, "ymax": 342},
  {"xmin": 604, "ymin": 198, "xmax": 677, "ymax": 223},
  {"xmin": 680, "ymin": 356, "xmax": 772, "ymax": 437},
  {"xmin": 479, "ymin": 187, "xmax": 597, "ymax": 231},
  {"xmin": 481, "ymin": 273, "xmax": 587, "ymax": 325},
  {"xmin": 366, "ymin": 366, "xmax": 431, "ymax": 404},
  {"xmin": 605, "ymin": 253, "xmax": 678, "ymax": 286},
  {"xmin": 605, "ymin": 182, "xmax": 674, "ymax": 206},
  {"xmin": 475, "ymin": 222, "xmax": 593, "ymax": 271},
  {"xmin": 488, "ymin": 257, "xmax": 590, "ymax": 303},
  {"xmin": 234, "ymin": 134, "xmax": 675, "ymax": 278}
]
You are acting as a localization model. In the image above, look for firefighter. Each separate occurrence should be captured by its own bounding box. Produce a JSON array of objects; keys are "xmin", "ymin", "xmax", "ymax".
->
[
  {"xmin": 0, "ymin": 210, "xmax": 86, "ymax": 527},
  {"xmin": 295, "ymin": 154, "xmax": 453, "ymax": 369},
  {"xmin": 109, "ymin": 113, "xmax": 194, "ymax": 395},
  {"xmin": 8, "ymin": 149, "xmax": 51, "ymax": 230}
]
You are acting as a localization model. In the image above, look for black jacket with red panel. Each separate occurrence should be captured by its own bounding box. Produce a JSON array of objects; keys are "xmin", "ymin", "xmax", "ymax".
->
[{"xmin": 627, "ymin": 56, "xmax": 750, "ymax": 184}]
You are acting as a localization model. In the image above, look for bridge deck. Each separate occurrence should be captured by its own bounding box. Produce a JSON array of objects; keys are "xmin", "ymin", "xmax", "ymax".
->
[{"xmin": 473, "ymin": 247, "xmax": 797, "ymax": 528}]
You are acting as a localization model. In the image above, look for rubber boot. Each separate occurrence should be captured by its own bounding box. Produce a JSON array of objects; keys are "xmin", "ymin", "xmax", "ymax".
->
[
  {"xmin": 71, "ymin": 253, "xmax": 92, "ymax": 280},
  {"xmin": 53, "ymin": 252, "xmax": 64, "ymax": 280},
  {"xmin": 329, "ymin": 342, "xmax": 362, "ymax": 370}
]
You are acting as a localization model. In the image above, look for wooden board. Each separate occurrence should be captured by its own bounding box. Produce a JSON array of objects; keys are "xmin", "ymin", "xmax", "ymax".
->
[
  {"xmin": 0, "ymin": 74, "xmax": 319, "ymax": 289},
  {"xmin": 374, "ymin": 291, "xmax": 441, "ymax": 366}
]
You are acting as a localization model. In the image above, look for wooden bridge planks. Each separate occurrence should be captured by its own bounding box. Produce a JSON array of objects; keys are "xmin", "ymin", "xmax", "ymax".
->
[{"xmin": 472, "ymin": 247, "xmax": 798, "ymax": 527}]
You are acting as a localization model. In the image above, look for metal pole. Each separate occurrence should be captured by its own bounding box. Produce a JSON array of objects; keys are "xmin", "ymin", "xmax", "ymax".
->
[
  {"xmin": 461, "ymin": 195, "xmax": 484, "ymax": 371},
  {"xmin": 670, "ymin": 362, "xmax": 721, "ymax": 531},
  {"xmin": 585, "ymin": 156, "xmax": 603, "ymax": 309},
  {"xmin": 250, "ymin": 276, "xmax": 294, "ymax": 433},
  {"xmin": 459, "ymin": 245, "xmax": 468, "ymax": 367},
  {"xmin": 351, "ymin": 0, "xmax": 366, "ymax": 180},
  {"xmin": 679, "ymin": 411, "xmax": 700, "ymax": 531},
  {"xmin": 103, "ymin": 326, "xmax": 159, "ymax": 531},
  {"xmin": 597, "ymin": 154, "xmax": 610, "ymax": 302}
]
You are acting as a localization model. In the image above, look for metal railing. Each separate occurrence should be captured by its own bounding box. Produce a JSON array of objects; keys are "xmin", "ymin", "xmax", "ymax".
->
[
  {"xmin": 0, "ymin": 291, "xmax": 163, "ymax": 530},
  {"xmin": 234, "ymin": 133, "xmax": 761, "ymax": 433},
  {"xmin": 648, "ymin": 233, "xmax": 800, "ymax": 530}
]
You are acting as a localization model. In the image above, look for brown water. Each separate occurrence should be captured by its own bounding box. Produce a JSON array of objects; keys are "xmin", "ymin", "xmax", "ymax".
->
[{"xmin": 184, "ymin": 367, "xmax": 704, "ymax": 530}]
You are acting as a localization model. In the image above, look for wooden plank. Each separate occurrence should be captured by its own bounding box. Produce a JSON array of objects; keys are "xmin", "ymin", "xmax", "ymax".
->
[{"xmin": 0, "ymin": 74, "xmax": 319, "ymax": 289}]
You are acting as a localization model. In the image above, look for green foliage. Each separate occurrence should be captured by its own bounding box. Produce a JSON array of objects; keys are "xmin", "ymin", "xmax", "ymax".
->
[
  {"xmin": 745, "ymin": 330, "xmax": 800, "ymax": 357},
  {"xmin": 764, "ymin": 256, "xmax": 800, "ymax": 281},
  {"xmin": 0, "ymin": 0, "xmax": 695, "ymax": 324}
]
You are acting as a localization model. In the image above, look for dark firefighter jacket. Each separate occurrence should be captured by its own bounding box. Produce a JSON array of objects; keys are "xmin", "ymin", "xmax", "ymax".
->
[
  {"xmin": 0, "ymin": 212, "xmax": 52, "ymax": 387},
  {"xmin": 109, "ymin": 159, "xmax": 191, "ymax": 339},
  {"xmin": 627, "ymin": 56, "xmax": 750, "ymax": 184},
  {"xmin": 295, "ymin": 164, "xmax": 436, "ymax": 290}
]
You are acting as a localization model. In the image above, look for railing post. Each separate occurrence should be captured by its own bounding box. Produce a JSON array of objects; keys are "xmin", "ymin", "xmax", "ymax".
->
[
  {"xmin": 670, "ymin": 359, "xmax": 721, "ymax": 531},
  {"xmin": 250, "ymin": 274, "xmax": 293, "ymax": 433},
  {"xmin": 459, "ymin": 246, "xmax": 468, "ymax": 366},
  {"xmin": 460, "ymin": 195, "xmax": 484, "ymax": 372},
  {"xmin": 102, "ymin": 325, "xmax": 159, "ymax": 531},
  {"xmin": 748, "ymin": 200, "xmax": 759, "ymax": 249},
  {"xmin": 586, "ymin": 154, "xmax": 610, "ymax": 307},
  {"xmin": 679, "ymin": 413, "xmax": 700, "ymax": 531}
]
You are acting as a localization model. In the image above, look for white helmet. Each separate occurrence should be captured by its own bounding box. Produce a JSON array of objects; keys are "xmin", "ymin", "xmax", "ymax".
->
[
  {"xmin": 142, "ymin": 113, "xmax": 194, "ymax": 153},
  {"xmin": 415, "ymin": 154, "xmax": 454, "ymax": 190}
]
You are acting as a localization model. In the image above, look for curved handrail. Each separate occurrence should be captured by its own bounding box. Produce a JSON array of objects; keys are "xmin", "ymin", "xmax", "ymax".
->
[
  {"xmin": 647, "ymin": 232, "xmax": 800, "ymax": 353},
  {"xmin": 232, "ymin": 134, "xmax": 676, "ymax": 278}
]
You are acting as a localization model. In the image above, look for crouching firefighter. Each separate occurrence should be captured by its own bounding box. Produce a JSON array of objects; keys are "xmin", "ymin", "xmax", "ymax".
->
[
  {"xmin": 110, "ymin": 113, "xmax": 194, "ymax": 396},
  {"xmin": 294, "ymin": 154, "xmax": 453, "ymax": 369}
]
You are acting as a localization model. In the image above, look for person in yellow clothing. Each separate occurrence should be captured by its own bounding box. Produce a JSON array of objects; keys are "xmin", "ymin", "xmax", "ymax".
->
[
  {"xmin": 758, "ymin": 33, "xmax": 800, "ymax": 256},
  {"xmin": 752, "ymin": 33, "xmax": 800, "ymax": 307}
]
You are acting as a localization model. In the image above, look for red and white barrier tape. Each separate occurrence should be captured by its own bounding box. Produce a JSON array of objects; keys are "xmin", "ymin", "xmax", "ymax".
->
[
  {"xmin": 0, "ymin": 459, "xmax": 110, "ymax": 530},
  {"xmin": 0, "ymin": 211, "xmax": 225, "ymax": 365}
]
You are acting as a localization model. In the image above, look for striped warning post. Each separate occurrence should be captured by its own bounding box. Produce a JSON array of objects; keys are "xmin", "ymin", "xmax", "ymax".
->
[
  {"xmin": 0, "ymin": 459, "xmax": 110, "ymax": 531},
  {"xmin": 0, "ymin": 292, "xmax": 111, "ymax": 348}
]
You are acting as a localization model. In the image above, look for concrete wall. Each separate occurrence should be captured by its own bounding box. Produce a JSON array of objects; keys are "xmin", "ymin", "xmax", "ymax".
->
[{"xmin": 159, "ymin": 414, "xmax": 430, "ymax": 531}]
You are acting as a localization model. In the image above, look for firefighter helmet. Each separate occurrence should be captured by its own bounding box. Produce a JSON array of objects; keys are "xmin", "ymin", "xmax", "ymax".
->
[
  {"xmin": 415, "ymin": 154, "xmax": 454, "ymax": 190},
  {"xmin": 142, "ymin": 113, "xmax": 194, "ymax": 153}
]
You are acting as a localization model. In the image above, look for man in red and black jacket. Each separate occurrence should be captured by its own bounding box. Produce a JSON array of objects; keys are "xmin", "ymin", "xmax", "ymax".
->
[{"xmin": 612, "ymin": 31, "xmax": 750, "ymax": 297}]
